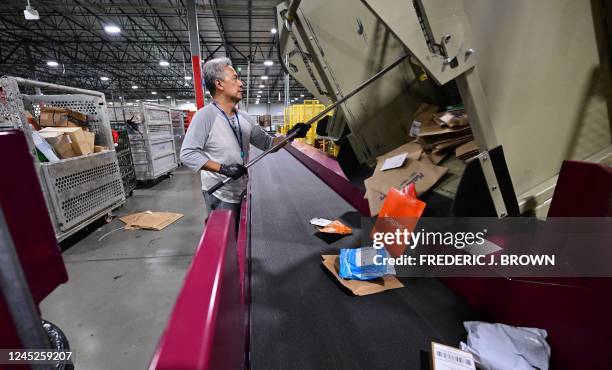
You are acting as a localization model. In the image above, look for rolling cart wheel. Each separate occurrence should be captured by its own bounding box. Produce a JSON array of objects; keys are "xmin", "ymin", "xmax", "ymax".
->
[
  {"xmin": 41, "ymin": 319, "xmax": 74, "ymax": 370},
  {"xmin": 104, "ymin": 212, "xmax": 114, "ymax": 223}
]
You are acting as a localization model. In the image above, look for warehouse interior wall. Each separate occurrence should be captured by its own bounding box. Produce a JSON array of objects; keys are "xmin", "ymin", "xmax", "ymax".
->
[{"xmin": 245, "ymin": 102, "xmax": 285, "ymax": 116}]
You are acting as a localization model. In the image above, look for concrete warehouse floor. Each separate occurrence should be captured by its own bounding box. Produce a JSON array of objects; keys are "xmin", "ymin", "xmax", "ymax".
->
[{"xmin": 40, "ymin": 166, "xmax": 207, "ymax": 370}]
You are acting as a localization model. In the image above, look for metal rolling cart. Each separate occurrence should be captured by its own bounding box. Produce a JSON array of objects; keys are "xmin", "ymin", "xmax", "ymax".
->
[
  {"xmin": 108, "ymin": 102, "xmax": 177, "ymax": 181},
  {"xmin": 0, "ymin": 76, "xmax": 126, "ymax": 242},
  {"xmin": 170, "ymin": 108, "xmax": 185, "ymax": 165},
  {"xmin": 110, "ymin": 121, "xmax": 137, "ymax": 197}
]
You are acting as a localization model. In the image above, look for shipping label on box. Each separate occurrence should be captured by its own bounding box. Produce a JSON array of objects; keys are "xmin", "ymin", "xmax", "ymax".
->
[{"xmin": 431, "ymin": 342, "xmax": 476, "ymax": 370}]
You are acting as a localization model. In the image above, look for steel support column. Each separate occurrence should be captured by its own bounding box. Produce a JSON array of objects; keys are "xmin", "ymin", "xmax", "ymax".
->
[{"xmin": 186, "ymin": 0, "xmax": 204, "ymax": 109}]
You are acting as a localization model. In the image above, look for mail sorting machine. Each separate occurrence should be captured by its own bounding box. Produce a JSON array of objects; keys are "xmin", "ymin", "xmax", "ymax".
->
[
  {"xmin": 0, "ymin": 76, "xmax": 125, "ymax": 242},
  {"xmin": 170, "ymin": 108, "xmax": 185, "ymax": 165},
  {"xmin": 276, "ymin": 0, "xmax": 611, "ymax": 219},
  {"xmin": 151, "ymin": 2, "xmax": 610, "ymax": 369},
  {"xmin": 108, "ymin": 103, "xmax": 178, "ymax": 181}
]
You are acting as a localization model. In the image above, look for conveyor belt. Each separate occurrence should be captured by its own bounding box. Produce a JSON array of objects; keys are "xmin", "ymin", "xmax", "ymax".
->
[{"xmin": 249, "ymin": 147, "xmax": 477, "ymax": 370}]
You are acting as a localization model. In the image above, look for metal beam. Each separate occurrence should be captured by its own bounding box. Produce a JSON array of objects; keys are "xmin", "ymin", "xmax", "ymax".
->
[{"xmin": 186, "ymin": 0, "xmax": 205, "ymax": 108}]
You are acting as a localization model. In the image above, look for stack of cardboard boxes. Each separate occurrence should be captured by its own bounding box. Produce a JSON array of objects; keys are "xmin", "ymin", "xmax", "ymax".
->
[
  {"xmin": 28, "ymin": 107, "xmax": 103, "ymax": 161},
  {"xmin": 364, "ymin": 103, "xmax": 480, "ymax": 215}
]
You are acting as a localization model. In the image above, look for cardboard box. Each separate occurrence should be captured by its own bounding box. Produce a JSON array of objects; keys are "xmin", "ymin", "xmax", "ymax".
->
[
  {"xmin": 40, "ymin": 127, "xmax": 95, "ymax": 156},
  {"xmin": 39, "ymin": 131, "xmax": 76, "ymax": 159},
  {"xmin": 40, "ymin": 107, "xmax": 87, "ymax": 127},
  {"xmin": 321, "ymin": 255, "xmax": 404, "ymax": 296}
]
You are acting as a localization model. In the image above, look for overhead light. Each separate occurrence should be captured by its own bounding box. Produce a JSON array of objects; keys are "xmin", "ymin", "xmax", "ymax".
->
[
  {"xmin": 104, "ymin": 25, "xmax": 121, "ymax": 34},
  {"xmin": 184, "ymin": 76, "xmax": 192, "ymax": 80},
  {"xmin": 159, "ymin": 60, "xmax": 169, "ymax": 67},
  {"xmin": 261, "ymin": 76, "xmax": 268, "ymax": 80},
  {"xmin": 255, "ymin": 101, "xmax": 260, "ymax": 105},
  {"xmin": 151, "ymin": 91, "xmax": 157, "ymax": 95},
  {"xmin": 136, "ymin": 99, "xmax": 140, "ymax": 102},
  {"xmin": 263, "ymin": 60, "xmax": 273, "ymax": 66},
  {"xmin": 257, "ymin": 90, "xmax": 262, "ymax": 94},
  {"xmin": 258, "ymin": 84, "xmax": 264, "ymax": 88},
  {"xmin": 46, "ymin": 61, "xmax": 59, "ymax": 67},
  {"xmin": 256, "ymin": 95, "xmax": 261, "ymax": 98},
  {"xmin": 300, "ymin": 94, "xmax": 304, "ymax": 97},
  {"xmin": 100, "ymin": 76, "xmax": 109, "ymax": 81},
  {"xmin": 131, "ymin": 85, "xmax": 138, "ymax": 89},
  {"xmin": 271, "ymin": 28, "xmax": 277, "ymax": 34},
  {"xmin": 119, "ymin": 96, "xmax": 123, "ymax": 99},
  {"xmin": 23, "ymin": 1, "xmax": 40, "ymax": 21},
  {"xmin": 237, "ymin": 67, "xmax": 242, "ymax": 72},
  {"xmin": 166, "ymin": 96, "xmax": 171, "ymax": 99}
]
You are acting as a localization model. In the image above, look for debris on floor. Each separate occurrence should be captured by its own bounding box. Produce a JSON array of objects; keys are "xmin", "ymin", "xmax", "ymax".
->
[{"xmin": 119, "ymin": 211, "xmax": 183, "ymax": 231}]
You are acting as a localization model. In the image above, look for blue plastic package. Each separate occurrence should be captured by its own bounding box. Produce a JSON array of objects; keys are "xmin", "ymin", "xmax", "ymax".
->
[{"xmin": 338, "ymin": 247, "xmax": 396, "ymax": 280}]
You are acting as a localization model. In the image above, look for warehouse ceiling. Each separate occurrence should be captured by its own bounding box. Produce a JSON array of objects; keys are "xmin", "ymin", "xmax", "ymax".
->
[{"xmin": 0, "ymin": 0, "xmax": 312, "ymax": 104}]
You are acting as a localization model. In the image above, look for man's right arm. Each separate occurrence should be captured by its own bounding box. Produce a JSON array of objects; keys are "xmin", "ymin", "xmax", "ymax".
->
[{"xmin": 180, "ymin": 111, "xmax": 245, "ymax": 179}]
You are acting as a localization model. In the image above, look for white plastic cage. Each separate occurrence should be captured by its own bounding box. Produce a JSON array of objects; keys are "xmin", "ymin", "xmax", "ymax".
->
[{"xmin": 0, "ymin": 76, "xmax": 125, "ymax": 240}]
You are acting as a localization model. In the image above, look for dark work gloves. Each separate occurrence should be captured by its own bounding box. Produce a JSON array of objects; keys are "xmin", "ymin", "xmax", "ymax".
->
[
  {"xmin": 219, "ymin": 163, "xmax": 247, "ymax": 179},
  {"xmin": 287, "ymin": 122, "xmax": 311, "ymax": 139}
]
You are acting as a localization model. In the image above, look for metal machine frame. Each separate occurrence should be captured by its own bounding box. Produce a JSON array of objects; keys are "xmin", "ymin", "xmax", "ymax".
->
[
  {"xmin": 0, "ymin": 76, "xmax": 126, "ymax": 241},
  {"xmin": 276, "ymin": 0, "xmax": 611, "ymax": 218}
]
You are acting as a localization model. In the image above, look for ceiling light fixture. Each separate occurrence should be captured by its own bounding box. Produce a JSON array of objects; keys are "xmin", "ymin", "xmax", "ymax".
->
[
  {"xmin": 46, "ymin": 61, "xmax": 59, "ymax": 67},
  {"xmin": 258, "ymin": 84, "xmax": 264, "ymax": 88},
  {"xmin": 261, "ymin": 76, "xmax": 268, "ymax": 80},
  {"xmin": 263, "ymin": 60, "xmax": 273, "ymax": 66},
  {"xmin": 159, "ymin": 60, "xmax": 169, "ymax": 67},
  {"xmin": 151, "ymin": 91, "xmax": 157, "ymax": 95},
  {"xmin": 104, "ymin": 25, "xmax": 121, "ymax": 34},
  {"xmin": 300, "ymin": 94, "xmax": 304, "ymax": 97},
  {"xmin": 166, "ymin": 96, "xmax": 171, "ymax": 99},
  {"xmin": 100, "ymin": 76, "xmax": 109, "ymax": 81},
  {"xmin": 131, "ymin": 85, "xmax": 138, "ymax": 89},
  {"xmin": 257, "ymin": 90, "xmax": 262, "ymax": 94},
  {"xmin": 271, "ymin": 28, "xmax": 277, "ymax": 34}
]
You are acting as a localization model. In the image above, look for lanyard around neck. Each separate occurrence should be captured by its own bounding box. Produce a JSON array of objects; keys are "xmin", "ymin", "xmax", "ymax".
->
[{"xmin": 213, "ymin": 101, "xmax": 244, "ymax": 159}]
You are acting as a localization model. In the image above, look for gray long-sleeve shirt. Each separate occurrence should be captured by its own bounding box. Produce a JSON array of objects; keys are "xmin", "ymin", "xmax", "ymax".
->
[{"xmin": 180, "ymin": 104, "xmax": 273, "ymax": 203}]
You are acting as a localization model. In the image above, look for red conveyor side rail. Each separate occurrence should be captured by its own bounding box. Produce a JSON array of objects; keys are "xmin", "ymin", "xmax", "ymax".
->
[{"xmin": 149, "ymin": 209, "xmax": 246, "ymax": 370}]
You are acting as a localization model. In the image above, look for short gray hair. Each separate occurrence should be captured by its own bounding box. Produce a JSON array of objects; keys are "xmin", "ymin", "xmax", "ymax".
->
[{"xmin": 203, "ymin": 57, "xmax": 233, "ymax": 96}]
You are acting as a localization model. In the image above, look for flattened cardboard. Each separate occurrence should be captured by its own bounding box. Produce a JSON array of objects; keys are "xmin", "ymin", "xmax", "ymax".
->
[
  {"xmin": 428, "ymin": 152, "xmax": 448, "ymax": 165},
  {"xmin": 409, "ymin": 103, "xmax": 439, "ymax": 138},
  {"xmin": 365, "ymin": 158, "xmax": 447, "ymax": 197},
  {"xmin": 321, "ymin": 255, "xmax": 404, "ymax": 296},
  {"xmin": 455, "ymin": 140, "xmax": 479, "ymax": 159},
  {"xmin": 120, "ymin": 211, "xmax": 183, "ymax": 230}
]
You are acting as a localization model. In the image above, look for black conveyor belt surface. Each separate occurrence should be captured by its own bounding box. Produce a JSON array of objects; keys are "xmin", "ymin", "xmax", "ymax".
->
[{"xmin": 249, "ymin": 147, "xmax": 476, "ymax": 370}]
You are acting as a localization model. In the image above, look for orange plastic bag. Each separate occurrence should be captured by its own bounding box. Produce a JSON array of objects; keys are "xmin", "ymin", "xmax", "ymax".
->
[
  {"xmin": 372, "ymin": 183, "xmax": 426, "ymax": 257},
  {"xmin": 318, "ymin": 220, "xmax": 352, "ymax": 235}
]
